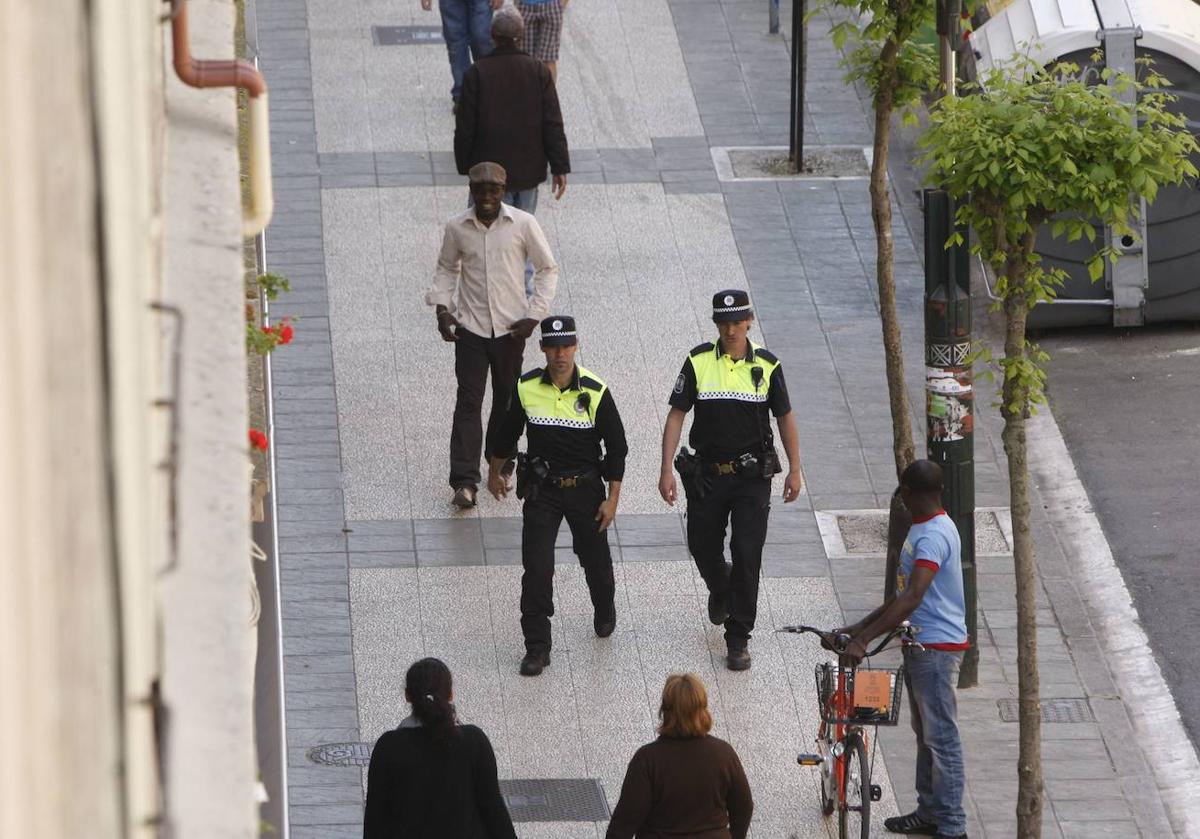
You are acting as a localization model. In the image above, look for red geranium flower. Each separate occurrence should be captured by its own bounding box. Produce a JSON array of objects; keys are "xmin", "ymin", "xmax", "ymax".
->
[
  {"xmin": 262, "ymin": 326, "xmax": 274, "ymax": 335},
  {"xmin": 248, "ymin": 428, "xmax": 269, "ymax": 451},
  {"xmin": 277, "ymin": 321, "xmax": 294, "ymax": 345}
]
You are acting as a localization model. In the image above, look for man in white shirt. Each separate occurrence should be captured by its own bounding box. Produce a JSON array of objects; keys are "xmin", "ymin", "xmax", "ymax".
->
[{"xmin": 426, "ymin": 161, "xmax": 559, "ymax": 508}]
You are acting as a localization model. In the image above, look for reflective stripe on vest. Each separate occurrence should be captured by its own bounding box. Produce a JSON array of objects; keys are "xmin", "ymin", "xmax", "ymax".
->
[
  {"xmin": 689, "ymin": 341, "xmax": 779, "ymax": 404},
  {"xmin": 517, "ymin": 364, "xmax": 607, "ymax": 429}
]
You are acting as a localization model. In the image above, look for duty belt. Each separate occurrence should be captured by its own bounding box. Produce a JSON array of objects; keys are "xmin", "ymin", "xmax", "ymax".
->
[{"xmin": 547, "ymin": 468, "xmax": 600, "ymax": 489}]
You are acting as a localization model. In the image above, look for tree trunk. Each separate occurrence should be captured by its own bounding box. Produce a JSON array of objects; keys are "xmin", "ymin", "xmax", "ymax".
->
[
  {"xmin": 883, "ymin": 485, "xmax": 912, "ymax": 602},
  {"xmin": 1000, "ymin": 265, "xmax": 1043, "ymax": 838},
  {"xmin": 870, "ymin": 39, "xmax": 917, "ymax": 479}
]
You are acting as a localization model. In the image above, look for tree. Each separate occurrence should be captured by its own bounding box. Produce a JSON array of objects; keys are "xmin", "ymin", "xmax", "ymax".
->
[
  {"xmin": 824, "ymin": 0, "xmax": 938, "ymax": 477},
  {"xmin": 919, "ymin": 57, "xmax": 1198, "ymax": 837}
]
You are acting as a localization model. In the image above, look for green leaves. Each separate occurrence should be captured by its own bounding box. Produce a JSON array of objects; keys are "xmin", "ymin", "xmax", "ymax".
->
[
  {"xmin": 820, "ymin": 0, "xmax": 938, "ymax": 107},
  {"xmin": 919, "ymin": 54, "xmax": 1198, "ymax": 418}
]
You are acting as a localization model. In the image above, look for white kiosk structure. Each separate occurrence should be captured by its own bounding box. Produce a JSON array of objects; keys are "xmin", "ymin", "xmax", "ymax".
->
[{"xmin": 969, "ymin": 0, "xmax": 1200, "ymax": 326}]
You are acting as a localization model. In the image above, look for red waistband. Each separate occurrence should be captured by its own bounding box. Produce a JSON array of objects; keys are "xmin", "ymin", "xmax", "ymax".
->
[{"xmin": 925, "ymin": 641, "xmax": 970, "ymax": 651}]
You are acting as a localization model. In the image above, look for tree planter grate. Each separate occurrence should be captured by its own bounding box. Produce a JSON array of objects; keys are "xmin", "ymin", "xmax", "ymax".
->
[{"xmin": 997, "ymin": 698, "xmax": 1095, "ymax": 723}]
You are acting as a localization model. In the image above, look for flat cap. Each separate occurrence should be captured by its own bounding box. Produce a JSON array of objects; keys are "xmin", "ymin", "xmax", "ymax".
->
[{"xmin": 468, "ymin": 161, "xmax": 507, "ymax": 184}]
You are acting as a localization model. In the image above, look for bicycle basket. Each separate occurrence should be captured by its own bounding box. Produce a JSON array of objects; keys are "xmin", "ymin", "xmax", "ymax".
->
[{"xmin": 813, "ymin": 663, "xmax": 904, "ymax": 726}]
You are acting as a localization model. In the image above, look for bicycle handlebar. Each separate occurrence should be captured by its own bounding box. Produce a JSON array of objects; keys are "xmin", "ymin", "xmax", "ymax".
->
[{"xmin": 776, "ymin": 621, "xmax": 923, "ymax": 657}]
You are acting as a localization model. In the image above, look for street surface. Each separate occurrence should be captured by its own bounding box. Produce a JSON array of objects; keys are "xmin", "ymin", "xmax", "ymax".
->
[
  {"xmin": 251, "ymin": 0, "xmax": 1194, "ymax": 834},
  {"xmin": 1042, "ymin": 324, "xmax": 1200, "ymax": 749}
]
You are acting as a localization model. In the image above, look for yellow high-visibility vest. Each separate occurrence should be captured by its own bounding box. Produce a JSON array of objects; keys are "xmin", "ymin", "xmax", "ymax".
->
[
  {"xmin": 517, "ymin": 364, "xmax": 607, "ymax": 429},
  {"xmin": 687, "ymin": 340, "xmax": 781, "ymax": 405}
]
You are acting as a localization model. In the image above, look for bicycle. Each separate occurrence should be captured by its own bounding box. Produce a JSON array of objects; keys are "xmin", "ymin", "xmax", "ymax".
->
[{"xmin": 777, "ymin": 621, "xmax": 923, "ymax": 839}]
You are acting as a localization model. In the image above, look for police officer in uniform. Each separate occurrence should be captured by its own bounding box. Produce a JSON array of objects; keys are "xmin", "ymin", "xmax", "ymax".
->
[
  {"xmin": 659, "ymin": 290, "xmax": 803, "ymax": 670},
  {"xmin": 487, "ymin": 316, "xmax": 628, "ymax": 676}
]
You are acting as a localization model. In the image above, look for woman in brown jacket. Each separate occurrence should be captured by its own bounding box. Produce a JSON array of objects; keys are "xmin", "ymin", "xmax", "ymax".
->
[{"xmin": 606, "ymin": 673, "xmax": 753, "ymax": 839}]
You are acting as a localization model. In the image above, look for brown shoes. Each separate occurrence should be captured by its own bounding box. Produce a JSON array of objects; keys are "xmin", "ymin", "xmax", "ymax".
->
[{"xmin": 452, "ymin": 485, "xmax": 477, "ymax": 508}]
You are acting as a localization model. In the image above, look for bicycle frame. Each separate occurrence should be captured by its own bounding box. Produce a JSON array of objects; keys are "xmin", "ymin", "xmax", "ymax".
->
[{"xmin": 820, "ymin": 655, "xmax": 868, "ymax": 816}]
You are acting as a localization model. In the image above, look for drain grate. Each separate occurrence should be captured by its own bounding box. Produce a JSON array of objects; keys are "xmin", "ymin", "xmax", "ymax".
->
[
  {"xmin": 997, "ymin": 698, "xmax": 1095, "ymax": 723},
  {"xmin": 372, "ymin": 25, "xmax": 444, "ymax": 46},
  {"xmin": 500, "ymin": 778, "xmax": 611, "ymax": 822}
]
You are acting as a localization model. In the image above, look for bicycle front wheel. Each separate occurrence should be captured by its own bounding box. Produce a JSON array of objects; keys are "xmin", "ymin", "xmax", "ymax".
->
[
  {"xmin": 839, "ymin": 732, "xmax": 870, "ymax": 839},
  {"xmin": 817, "ymin": 722, "xmax": 836, "ymax": 816}
]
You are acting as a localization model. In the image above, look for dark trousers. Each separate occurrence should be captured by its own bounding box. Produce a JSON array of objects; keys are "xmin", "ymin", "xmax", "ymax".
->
[
  {"xmin": 450, "ymin": 329, "xmax": 525, "ymax": 489},
  {"xmin": 520, "ymin": 479, "xmax": 616, "ymax": 654},
  {"xmin": 685, "ymin": 473, "xmax": 771, "ymax": 648}
]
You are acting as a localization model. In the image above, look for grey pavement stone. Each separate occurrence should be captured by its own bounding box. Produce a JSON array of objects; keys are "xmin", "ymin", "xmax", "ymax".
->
[
  {"xmin": 290, "ymin": 827, "xmax": 361, "ymax": 839},
  {"xmin": 374, "ymin": 151, "xmax": 433, "ymax": 173},
  {"xmin": 284, "ymin": 616, "xmax": 352, "ymax": 638},
  {"xmin": 347, "ymin": 534, "xmax": 412, "ymax": 553},
  {"xmin": 278, "ymin": 488, "xmax": 344, "ymax": 505},
  {"xmin": 613, "ymin": 514, "xmax": 685, "ymax": 546},
  {"xmin": 418, "ymin": 548, "xmax": 485, "ymax": 567},
  {"xmin": 348, "ymin": 551, "xmax": 417, "ymax": 568},
  {"xmin": 279, "ymin": 535, "xmax": 347, "ymax": 554},
  {"xmin": 377, "ymin": 173, "xmax": 436, "ymax": 187},
  {"xmin": 285, "ymin": 687, "xmax": 360, "ymax": 711},
  {"xmin": 321, "ymin": 173, "xmax": 378, "ymax": 188},
  {"xmin": 484, "ymin": 548, "xmax": 523, "ymax": 565}
]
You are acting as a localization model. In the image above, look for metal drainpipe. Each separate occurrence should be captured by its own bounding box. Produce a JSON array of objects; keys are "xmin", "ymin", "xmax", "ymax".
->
[{"xmin": 169, "ymin": 0, "xmax": 274, "ymax": 236}]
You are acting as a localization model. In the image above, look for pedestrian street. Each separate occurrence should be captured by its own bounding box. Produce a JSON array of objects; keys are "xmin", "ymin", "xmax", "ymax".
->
[{"xmin": 273, "ymin": 0, "xmax": 1033, "ymax": 836}]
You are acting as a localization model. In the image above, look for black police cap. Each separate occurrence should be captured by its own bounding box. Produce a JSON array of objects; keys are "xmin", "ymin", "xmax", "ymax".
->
[
  {"xmin": 712, "ymin": 289, "xmax": 753, "ymax": 322},
  {"xmin": 539, "ymin": 315, "xmax": 577, "ymax": 346}
]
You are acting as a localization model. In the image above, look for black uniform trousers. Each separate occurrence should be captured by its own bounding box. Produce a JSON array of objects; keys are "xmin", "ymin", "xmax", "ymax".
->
[
  {"xmin": 450, "ymin": 329, "xmax": 526, "ymax": 489},
  {"xmin": 520, "ymin": 477, "xmax": 616, "ymax": 654},
  {"xmin": 684, "ymin": 472, "xmax": 771, "ymax": 649}
]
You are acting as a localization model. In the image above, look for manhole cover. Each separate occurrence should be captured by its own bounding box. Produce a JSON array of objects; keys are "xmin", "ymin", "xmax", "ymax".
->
[
  {"xmin": 307, "ymin": 744, "xmax": 610, "ymax": 821},
  {"xmin": 997, "ymin": 698, "xmax": 1095, "ymax": 723},
  {"xmin": 372, "ymin": 25, "xmax": 444, "ymax": 46},
  {"xmin": 835, "ymin": 510, "xmax": 1009, "ymax": 555},
  {"xmin": 307, "ymin": 742, "xmax": 372, "ymax": 766},
  {"xmin": 500, "ymin": 778, "xmax": 610, "ymax": 822}
]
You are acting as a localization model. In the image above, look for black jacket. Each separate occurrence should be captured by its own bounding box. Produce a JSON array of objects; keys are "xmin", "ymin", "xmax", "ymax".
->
[
  {"xmin": 363, "ymin": 723, "xmax": 517, "ymax": 839},
  {"xmin": 455, "ymin": 45, "xmax": 570, "ymax": 191}
]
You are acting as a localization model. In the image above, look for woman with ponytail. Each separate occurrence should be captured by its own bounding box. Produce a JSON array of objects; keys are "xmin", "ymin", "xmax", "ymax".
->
[{"xmin": 363, "ymin": 657, "xmax": 516, "ymax": 838}]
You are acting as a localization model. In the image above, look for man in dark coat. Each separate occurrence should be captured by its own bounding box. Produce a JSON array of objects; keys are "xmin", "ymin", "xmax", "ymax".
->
[{"xmin": 454, "ymin": 7, "xmax": 570, "ymax": 223}]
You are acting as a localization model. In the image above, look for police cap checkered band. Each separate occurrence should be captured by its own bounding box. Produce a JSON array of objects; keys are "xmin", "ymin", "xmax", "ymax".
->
[
  {"xmin": 712, "ymin": 289, "xmax": 752, "ymax": 321},
  {"xmin": 539, "ymin": 315, "xmax": 577, "ymax": 346}
]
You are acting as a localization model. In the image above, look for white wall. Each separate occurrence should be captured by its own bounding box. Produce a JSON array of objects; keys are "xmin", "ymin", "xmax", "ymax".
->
[
  {"xmin": 0, "ymin": 0, "xmax": 258, "ymax": 835},
  {"xmin": 160, "ymin": 0, "xmax": 259, "ymax": 834}
]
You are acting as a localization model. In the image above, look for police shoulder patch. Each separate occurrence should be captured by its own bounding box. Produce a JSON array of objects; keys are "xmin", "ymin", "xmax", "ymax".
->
[
  {"xmin": 754, "ymin": 347, "xmax": 779, "ymax": 364},
  {"xmin": 520, "ymin": 368, "xmax": 544, "ymax": 382},
  {"xmin": 689, "ymin": 341, "xmax": 715, "ymax": 357},
  {"xmin": 579, "ymin": 375, "xmax": 603, "ymax": 391}
]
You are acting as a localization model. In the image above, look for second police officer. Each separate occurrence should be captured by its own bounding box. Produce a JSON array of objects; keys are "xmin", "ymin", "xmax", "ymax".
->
[
  {"xmin": 486, "ymin": 316, "xmax": 628, "ymax": 677},
  {"xmin": 659, "ymin": 290, "xmax": 803, "ymax": 671}
]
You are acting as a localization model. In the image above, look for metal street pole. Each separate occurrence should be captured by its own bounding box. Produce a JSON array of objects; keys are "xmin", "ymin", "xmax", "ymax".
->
[
  {"xmin": 936, "ymin": 0, "xmax": 959, "ymax": 97},
  {"xmin": 923, "ymin": 188, "xmax": 978, "ymax": 689},
  {"xmin": 788, "ymin": 0, "xmax": 806, "ymax": 172}
]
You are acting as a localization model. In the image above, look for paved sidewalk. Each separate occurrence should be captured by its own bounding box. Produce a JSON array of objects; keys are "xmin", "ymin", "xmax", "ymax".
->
[{"xmin": 254, "ymin": 0, "xmax": 1181, "ymax": 835}]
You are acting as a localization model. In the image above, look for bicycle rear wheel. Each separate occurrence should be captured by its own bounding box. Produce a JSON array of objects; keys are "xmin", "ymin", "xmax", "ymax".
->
[{"xmin": 838, "ymin": 732, "xmax": 870, "ymax": 839}]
